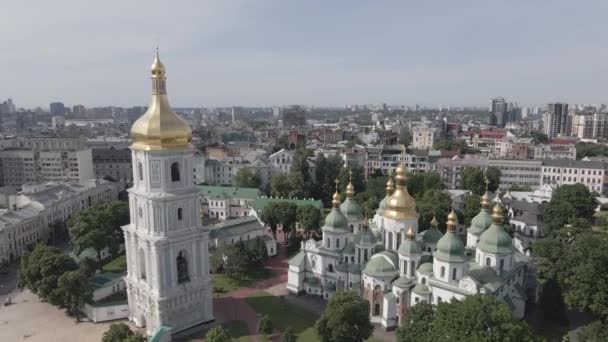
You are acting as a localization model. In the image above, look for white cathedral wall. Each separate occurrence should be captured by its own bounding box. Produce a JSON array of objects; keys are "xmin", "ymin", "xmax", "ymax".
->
[
  {"xmin": 466, "ymin": 232, "xmax": 479, "ymax": 249},
  {"xmin": 431, "ymin": 286, "xmax": 466, "ymax": 304}
]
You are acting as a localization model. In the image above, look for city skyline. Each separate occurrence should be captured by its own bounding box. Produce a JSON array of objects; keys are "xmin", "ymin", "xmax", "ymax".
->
[{"xmin": 2, "ymin": 1, "xmax": 608, "ymax": 108}]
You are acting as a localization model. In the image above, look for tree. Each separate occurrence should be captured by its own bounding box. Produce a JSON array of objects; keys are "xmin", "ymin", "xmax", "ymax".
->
[
  {"xmin": 297, "ymin": 205, "xmax": 322, "ymax": 239},
  {"xmin": 234, "ymin": 167, "xmax": 261, "ymax": 188},
  {"xmin": 251, "ymin": 236, "xmax": 269, "ymax": 266},
  {"xmin": 56, "ymin": 270, "xmax": 93, "ymax": 321},
  {"xmin": 397, "ymin": 295, "xmax": 541, "ymax": 342},
  {"xmin": 223, "ymin": 242, "xmax": 251, "ymax": 279},
  {"xmin": 399, "ymin": 127, "xmax": 412, "ymax": 145},
  {"xmin": 205, "ymin": 326, "xmax": 232, "ymax": 342},
  {"xmin": 433, "ymin": 139, "xmax": 480, "ymax": 154},
  {"xmin": 261, "ymin": 202, "xmax": 281, "ymax": 239},
  {"xmin": 270, "ymin": 173, "xmax": 292, "ymax": 198},
  {"xmin": 551, "ymin": 184, "xmax": 598, "ymax": 221},
  {"xmin": 530, "ymin": 131, "xmax": 549, "ymax": 144},
  {"xmin": 314, "ymin": 154, "xmax": 343, "ymax": 206},
  {"xmin": 18, "ymin": 244, "xmax": 78, "ymax": 304},
  {"xmin": 485, "ymin": 167, "xmax": 501, "ymax": 192},
  {"xmin": 338, "ymin": 166, "xmax": 365, "ymax": 199},
  {"xmin": 543, "ymin": 200, "xmax": 576, "ymax": 234},
  {"xmin": 79, "ymin": 257, "xmax": 97, "ymax": 277},
  {"xmin": 102, "ymin": 201, "xmax": 130, "ymax": 257},
  {"xmin": 416, "ymin": 190, "xmax": 451, "ymax": 231},
  {"xmin": 282, "ymin": 327, "xmax": 296, "ymax": 342},
  {"xmin": 407, "ymin": 172, "xmax": 443, "ymax": 198},
  {"xmin": 461, "ymin": 167, "xmax": 500, "ymax": 195},
  {"xmin": 533, "ymin": 232, "xmax": 608, "ymax": 320},
  {"xmin": 462, "ymin": 194, "xmax": 481, "ymax": 226},
  {"xmin": 566, "ymin": 321, "xmax": 608, "ymax": 342},
  {"xmin": 258, "ymin": 314, "xmax": 273, "ymax": 335},
  {"xmin": 316, "ymin": 291, "xmax": 373, "ymax": 342},
  {"xmin": 276, "ymin": 202, "xmax": 298, "ymax": 239},
  {"xmin": 102, "ymin": 323, "xmax": 146, "ymax": 342},
  {"xmin": 396, "ymin": 302, "xmax": 435, "ymax": 342},
  {"xmin": 575, "ymin": 142, "xmax": 608, "ymax": 159}
]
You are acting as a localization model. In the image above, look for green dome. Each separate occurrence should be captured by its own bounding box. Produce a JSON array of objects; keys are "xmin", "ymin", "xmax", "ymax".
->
[
  {"xmin": 478, "ymin": 223, "xmax": 513, "ymax": 254},
  {"xmin": 398, "ymin": 238, "xmax": 422, "ymax": 257},
  {"xmin": 468, "ymin": 209, "xmax": 492, "ymax": 235},
  {"xmin": 322, "ymin": 208, "xmax": 348, "ymax": 233},
  {"xmin": 434, "ymin": 232, "xmax": 466, "ymax": 262},
  {"xmin": 340, "ymin": 198, "xmax": 363, "ymax": 221},
  {"xmin": 412, "ymin": 283, "xmax": 431, "ymax": 295},
  {"xmin": 392, "ymin": 276, "xmax": 414, "ymax": 289},
  {"xmin": 353, "ymin": 229, "xmax": 377, "ymax": 246},
  {"xmin": 422, "ymin": 227, "xmax": 443, "ymax": 245},
  {"xmin": 363, "ymin": 251, "xmax": 399, "ymax": 277},
  {"xmin": 417, "ymin": 262, "xmax": 433, "ymax": 275}
]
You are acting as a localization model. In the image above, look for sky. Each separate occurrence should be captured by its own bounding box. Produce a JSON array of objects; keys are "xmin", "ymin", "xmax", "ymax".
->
[{"xmin": 2, "ymin": 0, "xmax": 608, "ymax": 109}]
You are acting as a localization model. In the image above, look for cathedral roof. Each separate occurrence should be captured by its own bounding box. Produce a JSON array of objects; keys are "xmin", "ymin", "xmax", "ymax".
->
[
  {"xmin": 468, "ymin": 208, "xmax": 492, "ymax": 235},
  {"xmin": 434, "ymin": 209, "xmax": 466, "ymax": 263},
  {"xmin": 392, "ymin": 276, "xmax": 414, "ymax": 289},
  {"xmin": 340, "ymin": 198, "xmax": 363, "ymax": 221},
  {"xmin": 412, "ymin": 283, "xmax": 432, "ymax": 295},
  {"xmin": 353, "ymin": 228, "xmax": 377, "ymax": 246},
  {"xmin": 323, "ymin": 186, "xmax": 349, "ymax": 233},
  {"xmin": 362, "ymin": 250, "xmax": 399, "ymax": 277},
  {"xmin": 417, "ymin": 262, "xmax": 434, "ymax": 275},
  {"xmin": 383, "ymin": 160, "xmax": 417, "ymax": 221},
  {"xmin": 422, "ymin": 217, "xmax": 443, "ymax": 244},
  {"xmin": 478, "ymin": 205, "xmax": 513, "ymax": 254},
  {"xmin": 131, "ymin": 50, "xmax": 192, "ymax": 151},
  {"xmin": 398, "ymin": 226, "xmax": 422, "ymax": 257}
]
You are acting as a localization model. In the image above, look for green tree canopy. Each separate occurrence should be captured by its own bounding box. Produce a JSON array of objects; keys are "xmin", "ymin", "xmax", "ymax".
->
[
  {"xmin": 575, "ymin": 142, "xmax": 608, "ymax": 159},
  {"xmin": 233, "ymin": 167, "xmax": 261, "ymax": 188},
  {"xmin": 18, "ymin": 244, "xmax": 78, "ymax": 304},
  {"xmin": 338, "ymin": 166, "xmax": 365, "ymax": 199},
  {"xmin": 433, "ymin": 139, "xmax": 480, "ymax": 154},
  {"xmin": 205, "ymin": 325, "xmax": 232, "ymax": 342},
  {"xmin": 297, "ymin": 204, "xmax": 323, "ymax": 239},
  {"xmin": 260, "ymin": 202, "xmax": 281, "ymax": 239},
  {"xmin": 397, "ymin": 295, "xmax": 541, "ymax": 342},
  {"xmin": 316, "ymin": 291, "xmax": 373, "ymax": 342},
  {"xmin": 460, "ymin": 167, "xmax": 500, "ymax": 195},
  {"xmin": 102, "ymin": 323, "xmax": 146, "ymax": 342},
  {"xmin": 57, "ymin": 270, "xmax": 93, "ymax": 321},
  {"xmin": 407, "ymin": 172, "xmax": 443, "ymax": 198},
  {"xmin": 416, "ymin": 190, "xmax": 451, "ymax": 231},
  {"xmin": 551, "ymin": 184, "xmax": 598, "ymax": 220},
  {"xmin": 258, "ymin": 314, "xmax": 273, "ymax": 335},
  {"xmin": 282, "ymin": 327, "xmax": 297, "ymax": 342},
  {"xmin": 313, "ymin": 154, "xmax": 343, "ymax": 206},
  {"xmin": 276, "ymin": 202, "xmax": 298, "ymax": 239},
  {"xmin": 462, "ymin": 194, "xmax": 482, "ymax": 226}
]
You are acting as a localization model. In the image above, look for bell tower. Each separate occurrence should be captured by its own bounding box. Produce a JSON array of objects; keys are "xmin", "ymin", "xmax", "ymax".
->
[{"xmin": 123, "ymin": 50, "xmax": 213, "ymax": 336}]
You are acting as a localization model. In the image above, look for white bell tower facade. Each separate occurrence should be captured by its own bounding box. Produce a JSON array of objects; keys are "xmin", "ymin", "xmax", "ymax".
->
[{"xmin": 123, "ymin": 50, "xmax": 213, "ymax": 336}]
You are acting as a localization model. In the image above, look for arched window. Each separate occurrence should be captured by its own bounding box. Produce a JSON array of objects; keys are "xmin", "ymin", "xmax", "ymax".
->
[
  {"xmin": 171, "ymin": 162, "xmax": 180, "ymax": 182},
  {"xmin": 499, "ymin": 258, "xmax": 505, "ymax": 271},
  {"xmin": 328, "ymin": 264, "xmax": 334, "ymax": 273},
  {"xmin": 138, "ymin": 162, "xmax": 143, "ymax": 181},
  {"xmin": 440, "ymin": 266, "xmax": 445, "ymax": 278},
  {"xmin": 138, "ymin": 207, "xmax": 143, "ymax": 218},
  {"xmin": 396, "ymin": 233, "xmax": 402, "ymax": 250},
  {"xmin": 403, "ymin": 261, "xmax": 408, "ymax": 275},
  {"xmin": 388, "ymin": 232, "xmax": 393, "ymax": 250},
  {"xmin": 177, "ymin": 208, "xmax": 183, "ymax": 221},
  {"xmin": 486, "ymin": 257, "xmax": 491, "ymax": 267},
  {"xmin": 177, "ymin": 250, "xmax": 189, "ymax": 284},
  {"xmin": 410, "ymin": 261, "xmax": 415, "ymax": 277},
  {"xmin": 139, "ymin": 249, "xmax": 146, "ymax": 280},
  {"xmin": 350, "ymin": 224, "xmax": 354, "ymax": 233},
  {"xmin": 364, "ymin": 248, "xmax": 368, "ymax": 262},
  {"xmin": 374, "ymin": 303, "xmax": 380, "ymax": 316},
  {"xmin": 452, "ymin": 268, "xmax": 457, "ymax": 280},
  {"xmin": 421, "ymin": 277, "xmax": 426, "ymax": 284},
  {"xmin": 336, "ymin": 238, "xmax": 340, "ymax": 249}
]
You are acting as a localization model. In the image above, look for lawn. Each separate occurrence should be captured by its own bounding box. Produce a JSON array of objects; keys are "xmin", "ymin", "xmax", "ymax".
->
[
  {"xmin": 245, "ymin": 291, "xmax": 318, "ymax": 342},
  {"xmin": 182, "ymin": 321, "xmax": 251, "ymax": 342},
  {"xmin": 212, "ymin": 269, "xmax": 270, "ymax": 295},
  {"xmin": 102, "ymin": 255, "xmax": 127, "ymax": 272}
]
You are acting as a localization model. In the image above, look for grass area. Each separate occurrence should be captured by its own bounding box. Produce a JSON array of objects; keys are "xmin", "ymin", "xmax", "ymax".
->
[
  {"xmin": 245, "ymin": 291, "xmax": 319, "ymax": 342},
  {"xmin": 212, "ymin": 269, "xmax": 270, "ymax": 295},
  {"xmin": 183, "ymin": 321, "xmax": 252, "ymax": 342},
  {"xmin": 102, "ymin": 255, "xmax": 127, "ymax": 272}
]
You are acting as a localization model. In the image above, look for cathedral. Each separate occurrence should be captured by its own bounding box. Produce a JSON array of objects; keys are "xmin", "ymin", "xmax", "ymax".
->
[
  {"xmin": 287, "ymin": 163, "xmax": 531, "ymax": 329},
  {"xmin": 122, "ymin": 52, "xmax": 213, "ymax": 336}
]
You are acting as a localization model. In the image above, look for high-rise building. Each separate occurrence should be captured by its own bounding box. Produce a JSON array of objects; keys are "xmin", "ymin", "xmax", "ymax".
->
[
  {"xmin": 543, "ymin": 103, "xmax": 569, "ymax": 137},
  {"xmin": 123, "ymin": 52, "xmax": 213, "ymax": 336},
  {"xmin": 231, "ymin": 106, "xmax": 242, "ymax": 123},
  {"xmin": 572, "ymin": 112, "xmax": 608, "ymax": 139},
  {"xmin": 272, "ymin": 106, "xmax": 282, "ymax": 121},
  {"xmin": 489, "ymin": 97, "xmax": 508, "ymax": 126},
  {"xmin": 50, "ymin": 102, "xmax": 66, "ymax": 116},
  {"xmin": 72, "ymin": 104, "xmax": 86, "ymax": 117}
]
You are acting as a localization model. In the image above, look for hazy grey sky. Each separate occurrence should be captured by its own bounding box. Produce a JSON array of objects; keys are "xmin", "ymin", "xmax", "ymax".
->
[{"xmin": 2, "ymin": 0, "xmax": 608, "ymax": 108}]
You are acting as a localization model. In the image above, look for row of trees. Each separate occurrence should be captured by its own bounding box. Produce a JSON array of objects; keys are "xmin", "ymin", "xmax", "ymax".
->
[
  {"xmin": 210, "ymin": 237, "xmax": 268, "ymax": 280},
  {"xmin": 260, "ymin": 202, "xmax": 322, "ymax": 240},
  {"xmin": 18, "ymin": 245, "xmax": 93, "ymax": 321},
  {"xmin": 102, "ymin": 323, "xmax": 146, "ymax": 342}
]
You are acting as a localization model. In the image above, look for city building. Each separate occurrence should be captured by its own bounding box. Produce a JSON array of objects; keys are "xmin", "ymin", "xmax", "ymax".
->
[
  {"xmin": 92, "ymin": 147, "xmax": 133, "ymax": 184},
  {"xmin": 282, "ymin": 105, "xmax": 307, "ymax": 129},
  {"xmin": 489, "ymin": 97, "xmax": 508, "ymax": 127},
  {"xmin": 207, "ymin": 216, "xmax": 277, "ymax": 256},
  {"xmin": 122, "ymin": 52, "xmax": 213, "ymax": 336},
  {"xmin": 412, "ymin": 125, "xmax": 442, "ymax": 150},
  {"xmin": 50, "ymin": 102, "xmax": 66, "ymax": 116},
  {"xmin": 72, "ymin": 105, "xmax": 87, "ymax": 117},
  {"xmin": 572, "ymin": 112, "xmax": 608, "ymax": 139},
  {"xmin": 532, "ymin": 143, "xmax": 576, "ymax": 160},
  {"xmin": 540, "ymin": 159, "xmax": 606, "ymax": 194},
  {"xmin": 543, "ymin": 103, "xmax": 569, "ymax": 137},
  {"xmin": 288, "ymin": 166, "xmax": 531, "ymax": 330},
  {"xmin": 0, "ymin": 179, "xmax": 120, "ymax": 263},
  {"xmin": 488, "ymin": 159, "xmax": 543, "ymax": 190}
]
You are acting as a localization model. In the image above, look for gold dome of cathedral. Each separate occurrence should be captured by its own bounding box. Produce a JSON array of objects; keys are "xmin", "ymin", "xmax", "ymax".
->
[
  {"xmin": 383, "ymin": 162, "xmax": 417, "ymax": 221},
  {"xmin": 130, "ymin": 49, "xmax": 192, "ymax": 151}
]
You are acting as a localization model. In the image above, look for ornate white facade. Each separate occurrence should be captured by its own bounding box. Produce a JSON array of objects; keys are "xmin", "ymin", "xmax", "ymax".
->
[
  {"xmin": 123, "ymin": 52, "xmax": 213, "ymax": 336},
  {"xmin": 288, "ymin": 164, "xmax": 532, "ymax": 330}
]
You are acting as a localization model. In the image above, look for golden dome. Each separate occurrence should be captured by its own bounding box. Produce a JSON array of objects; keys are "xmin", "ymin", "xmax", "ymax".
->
[
  {"xmin": 130, "ymin": 50, "xmax": 192, "ymax": 151},
  {"xmin": 332, "ymin": 191, "xmax": 341, "ymax": 208},
  {"xmin": 491, "ymin": 204, "xmax": 503, "ymax": 224},
  {"xmin": 446, "ymin": 209, "xmax": 458, "ymax": 232},
  {"xmin": 406, "ymin": 225, "xmax": 415, "ymax": 240},
  {"xmin": 384, "ymin": 164, "xmax": 417, "ymax": 221},
  {"xmin": 385, "ymin": 178, "xmax": 395, "ymax": 195},
  {"xmin": 345, "ymin": 182, "xmax": 355, "ymax": 198},
  {"xmin": 480, "ymin": 191, "xmax": 491, "ymax": 208}
]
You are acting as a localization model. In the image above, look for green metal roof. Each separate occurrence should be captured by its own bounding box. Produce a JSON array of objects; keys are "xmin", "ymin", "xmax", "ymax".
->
[
  {"xmin": 353, "ymin": 229, "xmax": 377, "ymax": 246},
  {"xmin": 208, "ymin": 216, "xmax": 264, "ymax": 239},
  {"xmin": 288, "ymin": 250, "xmax": 306, "ymax": 266},
  {"xmin": 478, "ymin": 223, "xmax": 513, "ymax": 254},
  {"xmin": 340, "ymin": 198, "xmax": 363, "ymax": 221},
  {"xmin": 468, "ymin": 208, "xmax": 492, "ymax": 235},
  {"xmin": 362, "ymin": 250, "xmax": 399, "ymax": 277},
  {"xmin": 322, "ymin": 208, "xmax": 349, "ymax": 233},
  {"xmin": 398, "ymin": 239, "xmax": 422, "ymax": 257},
  {"xmin": 392, "ymin": 276, "xmax": 414, "ymax": 289},
  {"xmin": 150, "ymin": 326, "xmax": 173, "ymax": 342},
  {"xmin": 433, "ymin": 231, "xmax": 466, "ymax": 263},
  {"xmin": 198, "ymin": 185, "xmax": 261, "ymax": 199},
  {"xmin": 417, "ymin": 262, "xmax": 433, "ymax": 275},
  {"xmin": 91, "ymin": 271, "xmax": 126, "ymax": 288},
  {"xmin": 422, "ymin": 227, "xmax": 443, "ymax": 244},
  {"xmin": 252, "ymin": 197, "xmax": 323, "ymax": 211},
  {"xmin": 412, "ymin": 283, "xmax": 431, "ymax": 295}
]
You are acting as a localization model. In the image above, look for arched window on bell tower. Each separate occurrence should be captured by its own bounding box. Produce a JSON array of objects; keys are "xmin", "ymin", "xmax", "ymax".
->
[
  {"xmin": 138, "ymin": 162, "xmax": 143, "ymax": 181},
  {"xmin": 139, "ymin": 249, "xmax": 147, "ymax": 280},
  {"xmin": 177, "ymin": 250, "xmax": 189, "ymax": 284},
  {"xmin": 171, "ymin": 162, "xmax": 180, "ymax": 182}
]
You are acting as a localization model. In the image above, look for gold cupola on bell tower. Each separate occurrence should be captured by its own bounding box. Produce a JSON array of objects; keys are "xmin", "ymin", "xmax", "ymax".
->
[{"xmin": 130, "ymin": 49, "xmax": 192, "ymax": 151}]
